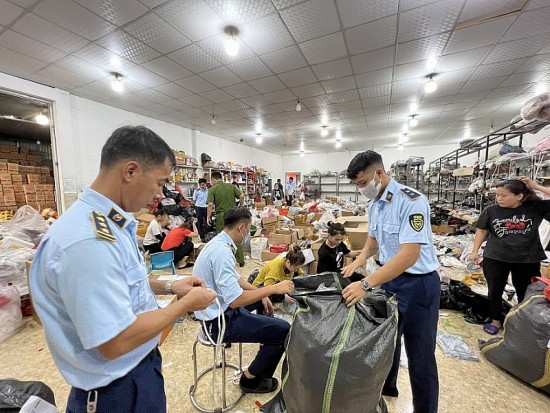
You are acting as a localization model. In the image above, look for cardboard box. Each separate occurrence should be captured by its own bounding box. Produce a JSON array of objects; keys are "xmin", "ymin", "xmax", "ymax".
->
[
  {"xmin": 341, "ymin": 210, "xmax": 353, "ymax": 217},
  {"xmin": 255, "ymin": 202, "xmax": 266, "ymax": 209},
  {"xmin": 7, "ymin": 163, "xmax": 19, "ymax": 173},
  {"xmin": 336, "ymin": 216, "xmax": 369, "ymax": 250},
  {"xmin": 268, "ymin": 229, "xmax": 297, "ymax": 245},
  {"xmin": 310, "ymin": 238, "xmax": 325, "ymax": 260},
  {"xmin": 262, "ymin": 215, "xmax": 278, "ymax": 225},
  {"xmin": 261, "ymin": 248, "xmax": 281, "ymax": 261}
]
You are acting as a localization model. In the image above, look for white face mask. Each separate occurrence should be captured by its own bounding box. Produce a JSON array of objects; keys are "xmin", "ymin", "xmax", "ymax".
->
[
  {"xmin": 358, "ymin": 175, "xmax": 382, "ymax": 200},
  {"xmin": 238, "ymin": 227, "xmax": 247, "ymax": 244}
]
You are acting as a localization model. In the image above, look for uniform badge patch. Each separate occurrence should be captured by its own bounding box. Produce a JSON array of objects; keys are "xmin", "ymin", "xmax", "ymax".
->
[
  {"xmin": 91, "ymin": 211, "xmax": 116, "ymax": 242},
  {"xmin": 409, "ymin": 214, "xmax": 424, "ymax": 232},
  {"xmin": 401, "ymin": 188, "xmax": 420, "ymax": 200},
  {"xmin": 107, "ymin": 208, "xmax": 127, "ymax": 228},
  {"xmin": 386, "ymin": 191, "xmax": 393, "ymax": 202}
]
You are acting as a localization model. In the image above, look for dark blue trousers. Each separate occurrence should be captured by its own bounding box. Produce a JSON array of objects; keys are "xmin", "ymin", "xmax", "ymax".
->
[
  {"xmin": 206, "ymin": 307, "xmax": 289, "ymax": 378},
  {"xmin": 195, "ymin": 206, "xmax": 208, "ymax": 241},
  {"xmin": 66, "ymin": 348, "xmax": 165, "ymax": 413},
  {"xmin": 382, "ymin": 271, "xmax": 440, "ymax": 413}
]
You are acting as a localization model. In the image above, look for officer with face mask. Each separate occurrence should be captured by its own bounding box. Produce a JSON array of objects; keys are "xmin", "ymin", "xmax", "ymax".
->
[
  {"xmin": 341, "ymin": 150, "xmax": 440, "ymax": 413},
  {"xmin": 193, "ymin": 207, "xmax": 295, "ymax": 394}
]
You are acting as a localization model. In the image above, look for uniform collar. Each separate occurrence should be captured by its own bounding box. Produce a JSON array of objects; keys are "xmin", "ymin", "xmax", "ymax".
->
[
  {"xmin": 80, "ymin": 188, "xmax": 135, "ymax": 229},
  {"xmin": 378, "ymin": 179, "xmax": 398, "ymax": 203},
  {"xmin": 219, "ymin": 230, "xmax": 237, "ymax": 253}
]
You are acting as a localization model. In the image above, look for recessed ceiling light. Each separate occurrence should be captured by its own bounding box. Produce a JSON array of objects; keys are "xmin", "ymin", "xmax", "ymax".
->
[
  {"xmin": 408, "ymin": 115, "xmax": 418, "ymax": 128},
  {"xmin": 224, "ymin": 26, "xmax": 239, "ymax": 57},
  {"xmin": 335, "ymin": 140, "xmax": 342, "ymax": 149},
  {"xmin": 424, "ymin": 74, "xmax": 437, "ymax": 93},
  {"xmin": 111, "ymin": 73, "xmax": 124, "ymax": 92},
  {"xmin": 321, "ymin": 125, "xmax": 328, "ymax": 137},
  {"xmin": 255, "ymin": 133, "xmax": 262, "ymax": 144},
  {"xmin": 211, "ymin": 115, "xmax": 216, "ymax": 125},
  {"xmin": 397, "ymin": 144, "xmax": 405, "ymax": 151},
  {"xmin": 295, "ymin": 100, "xmax": 302, "ymax": 112}
]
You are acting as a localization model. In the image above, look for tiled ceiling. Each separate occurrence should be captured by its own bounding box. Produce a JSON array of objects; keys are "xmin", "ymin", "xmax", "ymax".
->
[{"xmin": 0, "ymin": 0, "xmax": 549, "ymax": 155}]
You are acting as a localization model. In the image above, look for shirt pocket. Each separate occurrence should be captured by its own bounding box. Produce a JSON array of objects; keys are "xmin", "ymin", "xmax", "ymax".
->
[
  {"xmin": 382, "ymin": 223, "xmax": 401, "ymax": 253},
  {"xmin": 126, "ymin": 263, "xmax": 149, "ymax": 311}
]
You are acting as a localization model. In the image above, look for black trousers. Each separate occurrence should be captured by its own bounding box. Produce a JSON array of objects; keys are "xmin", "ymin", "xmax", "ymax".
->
[
  {"xmin": 143, "ymin": 242, "xmax": 162, "ymax": 254},
  {"xmin": 482, "ymin": 257, "xmax": 540, "ymax": 321},
  {"xmin": 166, "ymin": 239, "xmax": 194, "ymax": 263},
  {"xmin": 195, "ymin": 206, "xmax": 207, "ymax": 241}
]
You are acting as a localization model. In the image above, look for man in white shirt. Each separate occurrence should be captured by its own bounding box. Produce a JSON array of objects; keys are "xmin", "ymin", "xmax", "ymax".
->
[
  {"xmin": 143, "ymin": 209, "xmax": 167, "ymax": 254},
  {"xmin": 193, "ymin": 178, "xmax": 209, "ymax": 242},
  {"xmin": 286, "ymin": 177, "xmax": 296, "ymax": 205}
]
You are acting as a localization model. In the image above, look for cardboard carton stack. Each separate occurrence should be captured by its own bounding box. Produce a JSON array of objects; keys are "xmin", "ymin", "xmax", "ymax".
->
[{"xmin": 0, "ymin": 145, "xmax": 56, "ymax": 213}]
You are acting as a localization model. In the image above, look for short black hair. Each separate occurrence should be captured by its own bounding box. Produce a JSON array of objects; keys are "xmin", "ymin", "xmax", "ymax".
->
[
  {"xmin": 211, "ymin": 171, "xmax": 222, "ymax": 180},
  {"xmin": 198, "ymin": 178, "xmax": 207, "ymax": 184},
  {"xmin": 100, "ymin": 126, "xmax": 176, "ymax": 171},
  {"xmin": 347, "ymin": 150, "xmax": 384, "ymax": 180},
  {"xmin": 154, "ymin": 209, "xmax": 166, "ymax": 217},
  {"xmin": 328, "ymin": 222, "xmax": 346, "ymax": 236},
  {"xmin": 289, "ymin": 177, "xmax": 293, "ymax": 180},
  {"xmin": 223, "ymin": 207, "xmax": 252, "ymax": 229}
]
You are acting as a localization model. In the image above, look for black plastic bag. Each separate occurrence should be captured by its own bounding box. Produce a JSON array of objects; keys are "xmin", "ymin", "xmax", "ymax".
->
[
  {"xmin": 261, "ymin": 273, "xmax": 396, "ymax": 413},
  {"xmin": 200, "ymin": 153, "xmax": 212, "ymax": 166},
  {"xmin": 0, "ymin": 379, "xmax": 56, "ymax": 412},
  {"xmin": 480, "ymin": 279, "xmax": 550, "ymax": 394}
]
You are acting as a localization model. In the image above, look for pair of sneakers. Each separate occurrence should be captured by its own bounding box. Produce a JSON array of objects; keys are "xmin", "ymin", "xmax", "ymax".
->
[{"xmin": 239, "ymin": 375, "xmax": 278, "ymax": 394}]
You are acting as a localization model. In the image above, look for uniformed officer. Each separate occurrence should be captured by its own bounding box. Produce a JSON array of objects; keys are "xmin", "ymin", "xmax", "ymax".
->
[
  {"xmin": 207, "ymin": 171, "xmax": 246, "ymax": 266},
  {"xmin": 194, "ymin": 207, "xmax": 294, "ymax": 393},
  {"xmin": 341, "ymin": 150, "xmax": 440, "ymax": 413},
  {"xmin": 29, "ymin": 126, "xmax": 217, "ymax": 413}
]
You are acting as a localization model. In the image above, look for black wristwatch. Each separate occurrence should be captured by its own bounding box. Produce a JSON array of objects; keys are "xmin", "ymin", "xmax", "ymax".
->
[{"xmin": 360, "ymin": 279, "xmax": 373, "ymax": 292}]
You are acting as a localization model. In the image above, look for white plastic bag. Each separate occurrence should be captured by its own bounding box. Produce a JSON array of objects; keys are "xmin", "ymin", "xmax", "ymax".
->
[
  {"xmin": 250, "ymin": 237, "xmax": 268, "ymax": 260},
  {"xmin": 0, "ymin": 285, "xmax": 22, "ymax": 342}
]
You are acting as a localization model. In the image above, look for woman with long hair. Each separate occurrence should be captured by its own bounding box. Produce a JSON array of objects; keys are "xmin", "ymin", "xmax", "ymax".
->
[{"xmin": 472, "ymin": 179, "xmax": 550, "ymax": 335}]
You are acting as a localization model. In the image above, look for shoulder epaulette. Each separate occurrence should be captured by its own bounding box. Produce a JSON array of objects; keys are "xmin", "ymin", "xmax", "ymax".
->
[
  {"xmin": 400, "ymin": 187, "xmax": 421, "ymax": 200},
  {"xmin": 91, "ymin": 211, "xmax": 116, "ymax": 242}
]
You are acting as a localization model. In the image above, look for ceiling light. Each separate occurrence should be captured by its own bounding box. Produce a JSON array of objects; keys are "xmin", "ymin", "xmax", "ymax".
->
[
  {"xmin": 35, "ymin": 112, "xmax": 49, "ymax": 125},
  {"xmin": 111, "ymin": 73, "xmax": 124, "ymax": 92},
  {"xmin": 397, "ymin": 144, "xmax": 405, "ymax": 151},
  {"xmin": 408, "ymin": 115, "xmax": 418, "ymax": 128},
  {"xmin": 255, "ymin": 133, "xmax": 262, "ymax": 144},
  {"xmin": 295, "ymin": 100, "xmax": 302, "ymax": 112},
  {"xmin": 409, "ymin": 101, "xmax": 418, "ymax": 113},
  {"xmin": 424, "ymin": 74, "xmax": 437, "ymax": 93},
  {"xmin": 402, "ymin": 123, "xmax": 409, "ymax": 133},
  {"xmin": 335, "ymin": 140, "xmax": 342, "ymax": 149},
  {"xmin": 211, "ymin": 115, "xmax": 216, "ymax": 125},
  {"xmin": 321, "ymin": 126, "xmax": 328, "ymax": 137},
  {"xmin": 224, "ymin": 26, "xmax": 239, "ymax": 57},
  {"xmin": 300, "ymin": 151, "xmax": 305, "ymax": 158},
  {"xmin": 399, "ymin": 133, "xmax": 409, "ymax": 144}
]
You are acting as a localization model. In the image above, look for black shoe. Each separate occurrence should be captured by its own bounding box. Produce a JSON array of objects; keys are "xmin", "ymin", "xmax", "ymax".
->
[
  {"xmin": 239, "ymin": 262, "xmax": 245, "ymax": 267},
  {"xmin": 239, "ymin": 376, "xmax": 278, "ymax": 394},
  {"xmin": 382, "ymin": 387, "xmax": 399, "ymax": 397}
]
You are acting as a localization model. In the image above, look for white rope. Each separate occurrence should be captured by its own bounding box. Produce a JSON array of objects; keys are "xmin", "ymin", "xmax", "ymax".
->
[{"xmin": 201, "ymin": 297, "xmax": 226, "ymax": 406}]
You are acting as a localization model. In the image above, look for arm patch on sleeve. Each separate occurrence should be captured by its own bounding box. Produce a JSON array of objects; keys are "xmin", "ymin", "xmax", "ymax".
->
[{"xmin": 409, "ymin": 214, "xmax": 424, "ymax": 232}]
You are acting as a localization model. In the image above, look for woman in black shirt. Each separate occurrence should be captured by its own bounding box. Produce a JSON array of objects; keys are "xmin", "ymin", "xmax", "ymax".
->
[
  {"xmin": 472, "ymin": 179, "xmax": 550, "ymax": 335},
  {"xmin": 317, "ymin": 223, "xmax": 361, "ymax": 278}
]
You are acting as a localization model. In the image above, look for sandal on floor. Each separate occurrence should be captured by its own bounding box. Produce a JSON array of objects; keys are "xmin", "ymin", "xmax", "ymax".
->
[
  {"xmin": 178, "ymin": 262, "xmax": 194, "ymax": 269},
  {"xmin": 483, "ymin": 323, "xmax": 500, "ymax": 335},
  {"xmin": 239, "ymin": 377, "xmax": 279, "ymax": 394}
]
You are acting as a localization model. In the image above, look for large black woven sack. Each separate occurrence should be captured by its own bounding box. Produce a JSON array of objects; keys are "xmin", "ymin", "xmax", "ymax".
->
[
  {"xmin": 261, "ymin": 273, "xmax": 397, "ymax": 413},
  {"xmin": 480, "ymin": 278, "xmax": 550, "ymax": 394},
  {"xmin": 0, "ymin": 379, "xmax": 56, "ymax": 412}
]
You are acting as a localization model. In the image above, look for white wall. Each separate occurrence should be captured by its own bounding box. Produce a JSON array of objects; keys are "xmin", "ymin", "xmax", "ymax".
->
[{"xmin": 282, "ymin": 144, "xmax": 454, "ymax": 177}]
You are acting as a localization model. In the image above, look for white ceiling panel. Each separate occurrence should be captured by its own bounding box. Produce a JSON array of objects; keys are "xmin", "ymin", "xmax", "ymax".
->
[
  {"xmin": 142, "ymin": 57, "xmax": 192, "ymax": 81},
  {"xmin": 290, "ymin": 82, "xmax": 326, "ymax": 99},
  {"xmin": 0, "ymin": 30, "xmax": 66, "ymax": 63},
  {"xmin": 393, "ymin": 61, "xmax": 430, "ymax": 82},
  {"xmin": 153, "ymin": 83, "xmax": 194, "ymax": 99},
  {"xmin": 336, "ymin": 0, "xmax": 398, "ymax": 29},
  {"xmin": 260, "ymin": 46, "xmax": 308, "ymax": 74},
  {"xmin": 162, "ymin": 99, "xmax": 193, "ymax": 112},
  {"xmin": 436, "ymin": 46, "xmax": 491, "ymax": 71},
  {"xmin": 398, "ymin": 0, "xmax": 464, "ymax": 42},
  {"xmin": 168, "ymin": 44, "xmax": 220, "ymax": 73},
  {"xmin": 264, "ymin": 89, "xmax": 296, "ymax": 104},
  {"xmin": 130, "ymin": 88, "xmax": 171, "ymax": 103},
  {"xmin": 199, "ymin": 66, "xmax": 242, "ymax": 87},
  {"xmin": 299, "ymin": 32, "xmax": 347, "ymax": 65},
  {"xmin": 312, "ymin": 58, "xmax": 353, "ymax": 81},
  {"xmin": 458, "ymin": 0, "xmax": 526, "ymax": 24},
  {"xmin": 227, "ymin": 57, "xmax": 273, "ymax": 81},
  {"xmin": 75, "ymin": 0, "xmax": 148, "ymax": 25},
  {"xmin": 53, "ymin": 55, "xmax": 106, "ymax": 82},
  {"xmin": 248, "ymin": 76, "xmax": 286, "ymax": 93},
  {"xmin": 483, "ymin": 36, "xmax": 548, "ymax": 64},
  {"xmin": 198, "ymin": 89, "xmax": 234, "ymax": 104},
  {"xmin": 280, "ymin": 0, "xmax": 341, "ymax": 44},
  {"xmin": 205, "ymin": 0, "xmax": 276, "ymax": 25},
  {"xmin": 97, "ymin": 30, "xmax": 161, "ymax": 64},
  {"xmin": 175, "ymin": 75, "xmax": 217, "ymax": 93},
  {"xmin": 0, "ymin": 46, "xmax": 48, "ymax": 74},
  {"xmin": 354, "ymin": 68, "xmax": 393, "ymax": 88},
  {"xmin": 123, "ymin": 65, "xmax": 168, "ymax": 87},
  {"xmin": 223, "ymin": 83, "xmax": 259, "ymax": 98},
  {"xmin": 12, "ymin": 13, "xmax": 88, "ymax": 53},
  {"xmin": 278, "ymin": 67, "xmax": 317, "ymax": 88},
  {"xmin": 351, "ymin": 47, "xmax": 395, "ymax": 74},
  {"xmin": 395, "ymin": 33, "xmax": 449, "ymax": 65},
  {"xmin": 321, "ymin": 76, "xmax": 357, "ymax": 94},
  {"xmin": 124, "ymin": 13, "xmax": 191, "ymax": 54},
  {"xmin": 71, "ymin": 43, "xmax": 135, "ymax": 72},
  {"xmin": 0, "ymin": 0, "xmax": 23, "ymax": 26},
  {"xmin": 181, "ymin": 94, "xmax": 214, "ymax": 108},
  {"xmin": 345, "ymin": 15, "xmax": 397, "ymax": 55},
  {"xmin": 241, "ymin": 13, "xmax": 294, "ymax": 55}
]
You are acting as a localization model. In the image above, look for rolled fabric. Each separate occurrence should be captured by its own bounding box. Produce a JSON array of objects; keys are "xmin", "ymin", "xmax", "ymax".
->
[{"xmin": 521, "ymin": 92, "xmax": 550, "ymax": 120}]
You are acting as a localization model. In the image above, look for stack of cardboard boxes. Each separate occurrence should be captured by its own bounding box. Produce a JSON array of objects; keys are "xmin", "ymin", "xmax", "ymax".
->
[{"xmin": 0, "ymin": 145, "xmax": 56, "ymax": 213}]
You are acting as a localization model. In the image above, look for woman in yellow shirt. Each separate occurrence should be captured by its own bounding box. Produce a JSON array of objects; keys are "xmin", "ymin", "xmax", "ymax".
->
[{"xmin": 247, "ymin": 246, "xmax": 305, "ymax": 315}]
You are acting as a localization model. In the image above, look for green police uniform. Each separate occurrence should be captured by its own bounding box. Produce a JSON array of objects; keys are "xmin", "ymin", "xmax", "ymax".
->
[{"xmin": 207, "ymin": 181, "xmax": 245, "ymax": 265}]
